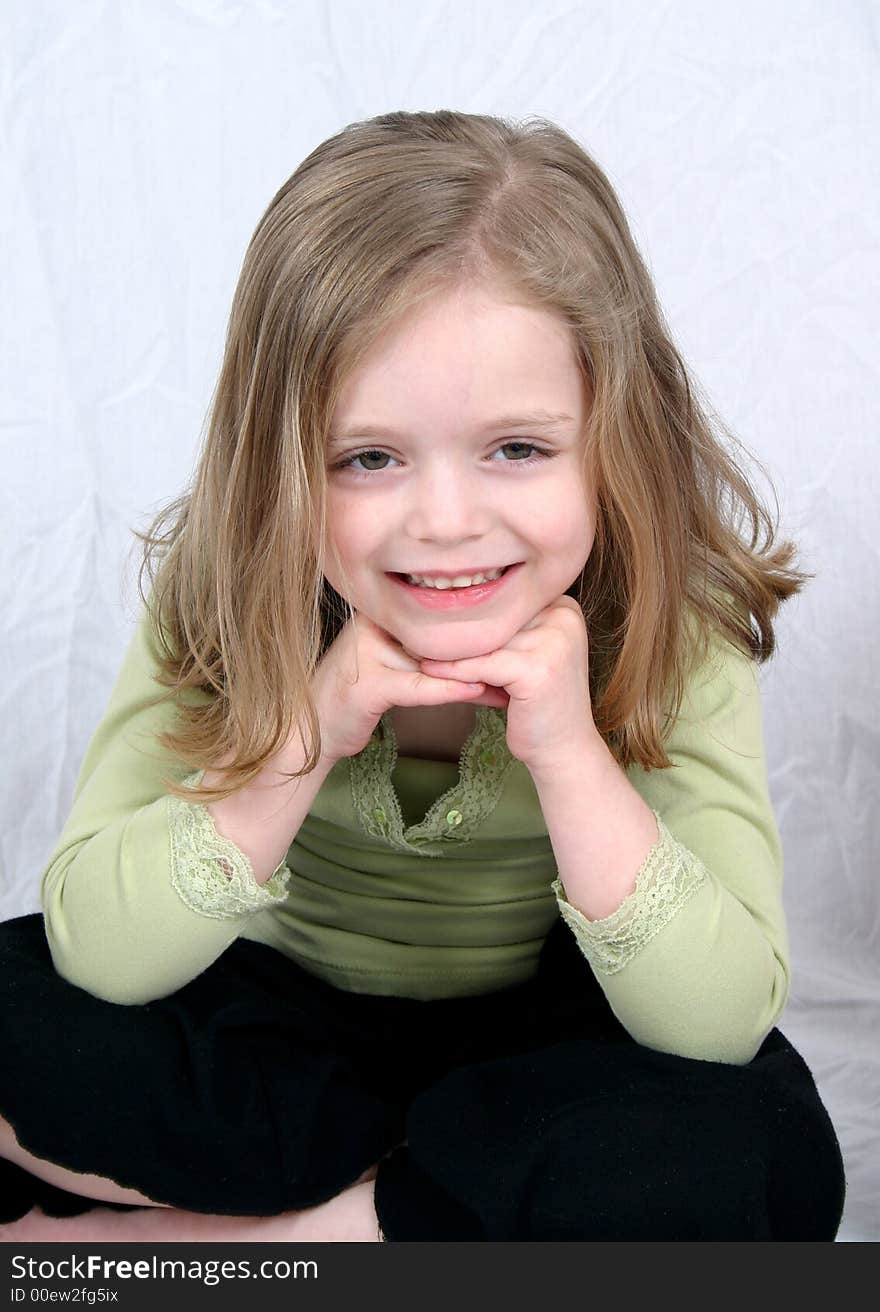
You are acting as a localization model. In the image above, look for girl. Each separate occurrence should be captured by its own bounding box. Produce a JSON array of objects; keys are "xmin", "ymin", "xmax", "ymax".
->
[{"xmin": 0, "ymin": 109, "xmax": 846, "ymax": 1242}]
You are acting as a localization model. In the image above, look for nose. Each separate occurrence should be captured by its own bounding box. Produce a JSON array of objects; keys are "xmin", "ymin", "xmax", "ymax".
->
[{"xmin": 403, "ymin": 460, "xmax": 492, "ymax": 544}]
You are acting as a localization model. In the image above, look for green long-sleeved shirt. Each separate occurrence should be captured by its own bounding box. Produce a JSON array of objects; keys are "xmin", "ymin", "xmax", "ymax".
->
[{"xmin": 39, "ymin": 603, "xmax": 790, "ymax": 1065}]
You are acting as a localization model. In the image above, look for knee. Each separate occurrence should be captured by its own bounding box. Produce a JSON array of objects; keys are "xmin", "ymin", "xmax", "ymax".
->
[
  {"xmin": 524, "ymin": 1136, "xmax": 772, "ymax": 1240},
  {"xmin": 522, "ymin": 1098, "xmax": 845, "ymax": 1241},
  {"xmin": 516, "ymin": 1085, "xmax": 777, "ymax": 1241},
  {"xmin": 765, "ymin": 1097, "xmax": 847, "ymax": 1240}
]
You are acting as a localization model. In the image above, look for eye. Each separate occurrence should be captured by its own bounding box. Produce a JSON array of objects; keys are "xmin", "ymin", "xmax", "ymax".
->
[
  {"xmin": 333, "ymin": 448, "xmax": 398, "ymax": 474},
  {"xmin": 331, "ymin": 441, "xmax": 557, "ymax": 477},
  {"xmin": 491, "ymin": 441, "xmax": 552, "ymax": 465}
]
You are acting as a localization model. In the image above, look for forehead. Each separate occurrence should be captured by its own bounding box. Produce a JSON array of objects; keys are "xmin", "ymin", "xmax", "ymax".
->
[{"xmin": 330, "ymin": 289, "xmax": 586, "ymax": 444}]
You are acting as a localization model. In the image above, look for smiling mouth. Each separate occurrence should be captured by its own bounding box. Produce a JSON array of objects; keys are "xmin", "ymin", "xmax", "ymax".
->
[{"xmin": 391, "ymin": 565, "xmax": 517, "ymax": 586}]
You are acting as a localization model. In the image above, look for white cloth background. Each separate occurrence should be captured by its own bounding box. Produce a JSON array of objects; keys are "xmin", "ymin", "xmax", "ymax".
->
[{"xmin": 0, "ymin": 0, "xmax": 876, "ymax": 1241}]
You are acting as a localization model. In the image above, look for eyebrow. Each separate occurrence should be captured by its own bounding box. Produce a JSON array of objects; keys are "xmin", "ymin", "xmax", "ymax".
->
[{"xmin": 328, "ymin": 410, "xmax": 576, "ymax": 447}]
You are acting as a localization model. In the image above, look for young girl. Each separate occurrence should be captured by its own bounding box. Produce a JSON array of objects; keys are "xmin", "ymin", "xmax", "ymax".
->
[{"xmin": 0, "ymin": 109, "xmax": 846, "ymax": 1242}]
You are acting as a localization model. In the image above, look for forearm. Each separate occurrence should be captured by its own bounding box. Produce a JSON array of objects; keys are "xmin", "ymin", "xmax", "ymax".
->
[
  {"xmin": 204, "ymin": 739, "xmax": 338, "ymax": 885},
  {"xmin": 41, "ymin": 800, "xmax": 257, "ymax": 1004},
  {"xmin": 583, "ymin": 876, "xmax": 790, "ymax": 1063},
  {"xmin": 530, "ymin": 733, "xmax": 660, "ymax": 922},
  {"xmin": 40, "ymin": 739, "xmax": 334, "ymax": 1006},
  {"xmin": 530, "ymin": 735, "xmax": 789, "ymax": 1064}
]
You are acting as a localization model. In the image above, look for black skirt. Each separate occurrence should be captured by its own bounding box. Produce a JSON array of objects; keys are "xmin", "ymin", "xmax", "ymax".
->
[{"xmin": 0, "ymin": 913, "xmax": 847, "ymax": 1240}]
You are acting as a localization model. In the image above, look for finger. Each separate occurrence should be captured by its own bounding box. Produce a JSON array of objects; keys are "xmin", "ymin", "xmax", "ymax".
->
[
  {"xmin": 420, "ymin": 654, "xmax": 514, "ymax": 686},
  {"xmin": 395, "ymin": 675, "xmax": 485, "ymax": 707},
  {"xmin": 467, "ymin": 688, "xmax": 509, "ymax": 708}
]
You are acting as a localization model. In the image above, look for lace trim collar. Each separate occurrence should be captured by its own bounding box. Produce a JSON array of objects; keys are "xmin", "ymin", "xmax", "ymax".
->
[{"xmin": 349, "ymin": 706, "xmax": 514, "ymax": 855}]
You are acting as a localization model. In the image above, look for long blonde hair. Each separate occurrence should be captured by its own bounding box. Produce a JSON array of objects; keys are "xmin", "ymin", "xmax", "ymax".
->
[{"xmin": 131, "ymin": 109, "xmax": 811, "ymax": 803}]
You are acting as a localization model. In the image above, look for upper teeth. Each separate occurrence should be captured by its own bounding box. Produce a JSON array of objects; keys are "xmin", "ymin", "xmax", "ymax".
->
[{"xmin": 405, "ymin": 567, "xmax": 507, "ymax": 589}]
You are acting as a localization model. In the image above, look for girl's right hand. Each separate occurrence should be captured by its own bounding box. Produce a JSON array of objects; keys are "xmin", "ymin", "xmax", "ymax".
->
[{"xmin": 311, "ymin": 611, "xmax": 496, "ymax": 764}]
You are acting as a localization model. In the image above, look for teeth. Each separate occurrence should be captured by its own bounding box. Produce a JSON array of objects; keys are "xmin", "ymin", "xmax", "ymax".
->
[{"xmin": 405, "ymin": 567, "xmax": 507, "ymax": 589}]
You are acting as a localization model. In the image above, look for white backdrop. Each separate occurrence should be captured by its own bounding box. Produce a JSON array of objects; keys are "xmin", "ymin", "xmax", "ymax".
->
[{"xmin": 1, "ymin": 0, "xmax": 876, "ymax": 1241}]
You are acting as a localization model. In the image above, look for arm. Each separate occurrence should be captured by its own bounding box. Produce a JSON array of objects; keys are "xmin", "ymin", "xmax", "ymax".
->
[
  {"xmin": 532, "ymin": 631, "xmax": 790, "ymax": 1066},
  {"xmin": 40, "ymin": 605, "xmax": 333, "ymax": 1006}
]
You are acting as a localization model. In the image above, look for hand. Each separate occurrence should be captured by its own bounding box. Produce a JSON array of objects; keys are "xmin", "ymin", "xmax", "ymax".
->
[
  {"xmin": 416, "ymin": 595, "xmax": 598, "ymax": 777},
  {"xmin": 311, "ymin": 612, "xmax": 499, "ymax": 764}
]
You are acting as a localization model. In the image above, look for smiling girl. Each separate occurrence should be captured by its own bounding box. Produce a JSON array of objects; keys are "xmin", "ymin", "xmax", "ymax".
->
[{"xmin": 0, "ymin": 110, "xmax": 844, "ymax": 1241}]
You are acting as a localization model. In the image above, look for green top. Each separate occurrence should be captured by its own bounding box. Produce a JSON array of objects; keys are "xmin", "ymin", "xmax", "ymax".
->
[{"xmin": 39, "ymin": 604, "xmax": 791, "ymax": 1065}]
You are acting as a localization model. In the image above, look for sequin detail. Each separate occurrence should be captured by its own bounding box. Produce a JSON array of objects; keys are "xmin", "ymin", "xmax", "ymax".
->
[
  {"xmin": 167, "ymin": 770, "xmax": 292, "ymax": 919},
  {"xmin": 350, "ymin": 707, "xmax": 514, "ymax": 855},
  {"xmin": 551, "ymin": 810, "xmax": 708, "ymax": 974}
]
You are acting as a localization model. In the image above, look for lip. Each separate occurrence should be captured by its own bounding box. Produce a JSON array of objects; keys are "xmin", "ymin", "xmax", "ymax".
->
[{"xmin": 386, "ymin": 563, "xmax": 522, "ymax": 610}]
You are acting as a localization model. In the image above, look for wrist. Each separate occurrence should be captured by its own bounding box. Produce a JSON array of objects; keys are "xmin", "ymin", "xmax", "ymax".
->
[
  {"xmin": 274, "ymin": 724, "xmax": 339, "ymax": 779},
  {"xmin": 526, "ymin": 727, "xmax": 609, "ymax": 788}
]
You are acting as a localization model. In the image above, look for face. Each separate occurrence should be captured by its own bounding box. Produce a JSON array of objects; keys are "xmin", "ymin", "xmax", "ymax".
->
[{"xmin": 323, "ymin": 281, "xmax": 596, "ymax": 663}]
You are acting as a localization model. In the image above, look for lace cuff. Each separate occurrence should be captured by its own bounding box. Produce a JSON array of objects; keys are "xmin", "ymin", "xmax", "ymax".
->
[
  {"xmin": 550, "ymin": 810, "xmax": 709, "ymax": 975},
  {"xmin": 167, "ymin": 770, "xmax": 292, "ymax": 921}
]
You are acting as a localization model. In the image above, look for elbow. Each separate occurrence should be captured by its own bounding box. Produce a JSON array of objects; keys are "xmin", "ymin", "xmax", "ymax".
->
[
  {"xmin": 632, "ymin": 1020, "xmax": 770, "ymax": 1067},
  {"xmin": 42, "ymin": 914, "xmax": 164, "ymax": 1008},
  {"xmin": 619, "ymin": 959, "xmax": 792, "ymax": 1068},
  {"xmin": 47, "ymin": 953, "xmax": 166, "ymax": 1007},
  {"xmin": 706, "ymin": 937, "xmax": 792, "ymax": 1066},
  {"xmin": 679, "ymin": 937, "xmax": 793, "ymax": 1066},
  {"xmin": 632, "ymin": 1018, "xmax": 770, "ymax": 1067},
  {"xmin": 44, "ymin": 936, "xmax": 132, "ymax": 1006},
  {"xmin": 725, "ymin": 946, "xmax": 793, "ymax": 1064},
  {"xmin": 41, "ymin": 846, "xmax": 169, "ymax": 1006}
]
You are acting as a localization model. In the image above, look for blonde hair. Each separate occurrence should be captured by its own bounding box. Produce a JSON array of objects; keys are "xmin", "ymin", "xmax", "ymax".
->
[{"xmin": 131, "ymin": 109, "xmax": 811, "ymax": 803}]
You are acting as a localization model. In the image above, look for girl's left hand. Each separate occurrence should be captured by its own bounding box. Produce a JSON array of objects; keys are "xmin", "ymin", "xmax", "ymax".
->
[{"xmin": 418, "ymin": 595, "xmax": 598, "ymax": 777}]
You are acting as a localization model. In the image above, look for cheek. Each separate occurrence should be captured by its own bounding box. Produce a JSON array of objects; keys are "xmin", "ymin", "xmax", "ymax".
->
[
  {"xmin": 562, "ymin": 481, "xmax": 596, "ymax": 540},
  {"xmin": 575, "ymin": 511, "xmax": 597, "ymax": 565},
  {"xmin": 326, "ymin": 496, "xmax": 371, "ymax": 559},
  {"xmin": 529, "ymin": 497, "xmax": 590, "ymax": 552}
]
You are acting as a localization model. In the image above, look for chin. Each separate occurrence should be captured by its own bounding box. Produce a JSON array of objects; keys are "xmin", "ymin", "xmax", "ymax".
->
[{"xmin": 396, "ymin": 624, "xmax": 511, "ymax": 664}]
